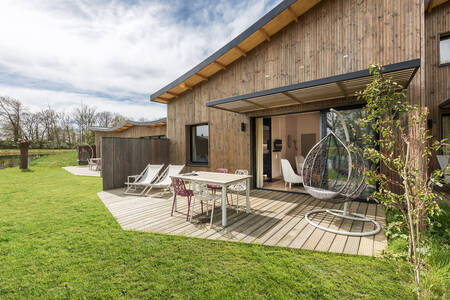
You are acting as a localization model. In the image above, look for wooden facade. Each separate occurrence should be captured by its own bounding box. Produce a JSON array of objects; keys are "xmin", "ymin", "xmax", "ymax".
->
[
  {"xmin": 160, "ymin": 0, "xmax": 430, "ymax": 176},
  {"xmin": 425, "ymin": 1, "xmax": 450, "ymax": 156},
  {"xmin": 92, "ymin": 121, "xmax": 166, "ymax": 158}
]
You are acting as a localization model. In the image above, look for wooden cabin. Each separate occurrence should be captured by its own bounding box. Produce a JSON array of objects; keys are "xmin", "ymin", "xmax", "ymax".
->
[
  {"xmin": 147, "ymin": 0, "xmax": 449, "ymax": 193},
  {"xmin": 90, "ymin": 118, "xmax": 166, "ymax": 158}
]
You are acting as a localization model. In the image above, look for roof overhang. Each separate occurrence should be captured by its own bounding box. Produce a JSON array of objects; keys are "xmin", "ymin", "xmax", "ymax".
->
[
  {"xmin": 206, "ymin": 59, "xmax": 420, "ymax": 114},
  {"xmin": 89, "ymin": 118, "xmax": 167, "ymax": 133},
  {"xmin": 150, "ymin": 0, "xmax": 321, "ymax": 104}
]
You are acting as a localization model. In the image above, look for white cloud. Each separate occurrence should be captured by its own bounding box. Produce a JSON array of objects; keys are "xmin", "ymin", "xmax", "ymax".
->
[{"xmin": 0, "ymin": 0, "xmax": 280, "ymax": 120}]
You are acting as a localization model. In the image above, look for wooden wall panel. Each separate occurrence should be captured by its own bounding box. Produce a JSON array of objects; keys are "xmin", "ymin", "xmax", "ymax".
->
[
  {"xmin": 426, "ymin": 2, "xmax": 450, "ymax": 138},
  {"xmin": 101, "ymin": 137, "xmax": 169, "ymax": 190},
  {"xmin": 425, "ymin": 2, "xmax": 450, "ymax": 169},
  {"xmin": 94, "ymin": 125, "xmax": 166, "ymax": 158},
  {"xmin": 165, "ymin": 0, "xmax": 421, "ymax": 175}
]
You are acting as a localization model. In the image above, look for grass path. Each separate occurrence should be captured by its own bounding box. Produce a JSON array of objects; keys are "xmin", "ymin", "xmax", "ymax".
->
[{"xmin": 0, "ymin": 152, "xmax": 413, "ymax": 299}]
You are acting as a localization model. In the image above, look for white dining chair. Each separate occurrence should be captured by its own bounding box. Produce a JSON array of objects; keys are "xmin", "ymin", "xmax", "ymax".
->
[
  {"xmin": 190, "ymin": 183, "xmax": 220, "ymax": 228},
  {"xmin": 228, "ymin": 169, "xmax": 248, "ymax": 212}
]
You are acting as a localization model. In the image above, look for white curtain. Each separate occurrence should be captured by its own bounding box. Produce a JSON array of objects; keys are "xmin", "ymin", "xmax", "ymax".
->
[{"xmin": 255, "ymin": 118, "xmax": 264, "ymax": 188}]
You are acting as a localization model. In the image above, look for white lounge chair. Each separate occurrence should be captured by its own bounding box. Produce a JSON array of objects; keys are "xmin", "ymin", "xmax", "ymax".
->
[
  {"xmin": 149, "ymin": 164, "xmax": 185, "ymax": 196},
  {"xmin": 281, "ymin": 159, "xmax": 303, "ymax": 189},
  {"xmin": 124, "ymin": 164, "xmax": 164, "ymax": 196}
]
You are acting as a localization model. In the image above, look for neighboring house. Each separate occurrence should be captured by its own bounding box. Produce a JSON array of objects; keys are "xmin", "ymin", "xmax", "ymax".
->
[
  {"xmin": 147, "ymin": 0, "xmax": 448, "ymax": 193},
  {"xmin": 89, "ymin": 118, "xmax": 166, "ymax": 158}
]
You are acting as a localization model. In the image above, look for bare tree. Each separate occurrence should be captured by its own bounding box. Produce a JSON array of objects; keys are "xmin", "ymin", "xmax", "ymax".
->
[
  {"xmin": 97, "ymin": 111, "xmax": 114, "ymax": 127},
  {"xmin": 0, "ymin": 96, "xmax": 24, "ymax": 143},
  {"xmin": 73, "ymin": 104, "xmax": 97, "ymax": 143}
]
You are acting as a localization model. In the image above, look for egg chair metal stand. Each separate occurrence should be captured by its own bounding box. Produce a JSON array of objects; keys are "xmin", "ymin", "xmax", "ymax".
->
[{"xmin": 302, "ymin": 109, "xmax": 380, "ymax": 237}]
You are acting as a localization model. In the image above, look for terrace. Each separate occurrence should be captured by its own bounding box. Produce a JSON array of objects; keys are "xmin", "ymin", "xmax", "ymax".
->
[{"xmin": 98, "ymin": 188, "xmax": 387, "ymax": 256}]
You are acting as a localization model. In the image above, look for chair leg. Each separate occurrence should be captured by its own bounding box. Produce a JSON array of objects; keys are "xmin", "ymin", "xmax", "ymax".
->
[
  {"xmin": 236, "ymin": 192, "xmax": 239, "ymax": 213},
  {"xmin": 171, "ymin": 194, "xmax": 177, "ymax": 216},
  {"xmin": 201, "ymin": 200, "xmax": 204, "ymax": 215},
  {"xmin": 289, "ymin": 182, "xmax": 292, "ymax": 189}
]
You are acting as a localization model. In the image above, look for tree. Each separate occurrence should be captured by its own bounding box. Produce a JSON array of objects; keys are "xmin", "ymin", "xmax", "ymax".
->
[
  {"xmin": 357, "ymin": 65, "xmax": 444, "ymax": 299},
  {"xmin": 96, "ymin": 111, "xmax": 114, "ymax": 127},
  {"xmin": 73, "ymin": 104, "xmax": 97, "ymax": 144},
  {"xmin": 0, "ymin": 96, "xmax": 24, "ymax": 143}
]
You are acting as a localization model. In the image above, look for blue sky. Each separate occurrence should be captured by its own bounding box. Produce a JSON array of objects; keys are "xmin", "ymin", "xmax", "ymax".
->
[{"xmin": 0, "ymin": 0, "xmax": 280, "ymax": 119}]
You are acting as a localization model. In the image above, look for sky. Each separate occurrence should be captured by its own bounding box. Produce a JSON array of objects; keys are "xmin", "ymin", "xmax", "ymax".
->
[{"xmin": 0, "ymin": 0, "xmax": 281, "ymax": 120}]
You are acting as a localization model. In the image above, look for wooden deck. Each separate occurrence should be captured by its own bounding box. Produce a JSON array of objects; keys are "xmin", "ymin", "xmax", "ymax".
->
[{"xmin": 98, "ymin": 189, "xmax": 387, "ymax": 256}]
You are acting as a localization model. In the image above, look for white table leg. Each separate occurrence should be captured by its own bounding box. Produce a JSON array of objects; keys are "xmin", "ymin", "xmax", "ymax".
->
[
  {"xmin": 172, "ymin": 189, "xmax": 177, "ymax": 212},
  {"xmin": 221, "ymin": 185, "xmax": 227, "ymax": 227},
  {"xmin": 246, "ymin": 178, "xmax": 250, "ymax": 213}
]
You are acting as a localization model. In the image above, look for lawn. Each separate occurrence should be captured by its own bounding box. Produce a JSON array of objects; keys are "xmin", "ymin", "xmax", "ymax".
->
[
  {"xmin": 0, "ymin": 148, "xmax": 74, "ymax": 156},
  {"xmin": 0, "ymin": 152, "xmax": 415, "ymax": 299}
]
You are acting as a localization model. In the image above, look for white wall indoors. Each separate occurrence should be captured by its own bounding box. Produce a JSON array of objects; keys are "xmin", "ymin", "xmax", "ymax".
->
[{"xmin": 271, "ymin": 111, "xmax": 321, "ymax": 179}]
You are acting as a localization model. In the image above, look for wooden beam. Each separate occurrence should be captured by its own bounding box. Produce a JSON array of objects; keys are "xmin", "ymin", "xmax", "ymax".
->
[
  {"xmin": 166, "ymin": 91, "xmax": 179, "ymax": 98},
  {"xmin": 287, "ymin": 7, "xmax": 298, "ymax": 23},
  {"xmin": 158, "ymin": 96, "xmax": 171, "ymax": 102},
  {"xmin": 258, "ymin": 28, "xmax": 271, "ymax": 42},
  {"xmin": 427, "ymin": 0, "xmax": 434, "ymax": 13},
  {"xmin": 336, "ymin": 82, "xmax": 348, "ymax": 97},
  {"xmin": 155, "ymin": 97, "xmax": 169, "ymax": 104},
  {"xmin": 282, "ymin": 91, "xmax": 304, "ymax": 104},
  {"xmin": 180, "ymin": 82, "xmax": 193, "ymax": 90},
  {"xmin": 195, "ymin": 73, "xmax": 208, "ymax": 82},
  {"xmin": 234, "ymin": 45, "xmax": 247, "ymax": 57},
  {"xmin": 243, "ymin": 99, "xmax": 268, "ymax": 109},
  {"xmin": 212, "ymin": 60, "xmax": 226, "ymax": 70}
]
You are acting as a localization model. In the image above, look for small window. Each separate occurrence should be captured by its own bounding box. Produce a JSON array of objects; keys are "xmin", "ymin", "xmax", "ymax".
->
[
  {"xmin": 189, "ymin": 124, "xmax": 209, "ymax": 164},
  {"xmin": 440, "ymin": 33, "xmax": 450, "ymax": 66}
]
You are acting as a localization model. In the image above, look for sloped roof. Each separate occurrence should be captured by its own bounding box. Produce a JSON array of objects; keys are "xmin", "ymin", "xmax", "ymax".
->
[
  {"xmin": 89, "ymin": 118, "xmax": 167, "ymax": 133},
  {"xmin": 150, "ymin": 0, "xmax": 321, "ymax": 104}
]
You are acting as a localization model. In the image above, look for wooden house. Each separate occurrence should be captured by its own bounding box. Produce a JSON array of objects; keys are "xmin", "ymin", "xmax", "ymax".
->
[
  {"xmin": 90, "ymin": 118, "xmax": 166, "ymax": 158},
  {"xmin": 147, "ymin": 0, "xmax": 449, "ymax": 193}
]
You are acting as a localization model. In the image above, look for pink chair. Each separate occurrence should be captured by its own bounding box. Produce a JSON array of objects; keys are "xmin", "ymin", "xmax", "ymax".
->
[
  {"xmin": 207, "ymin": 168, "xmax": 230, "ymax": 204},
  {"xmin": 170, "ymin": 177, "xmax": 194, "ymax": 221}
]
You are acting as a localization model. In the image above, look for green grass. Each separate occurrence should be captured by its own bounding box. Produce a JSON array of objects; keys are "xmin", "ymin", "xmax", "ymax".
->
[
  {"xmin": 385, "ymin": 205, "xmax": 450, "ymax": 299},
  {"xmin": 0, "ymin": 149, "xmax": 74, "ymax": 156},
  {"xmin": 0, "ymin": 152, "xmax": 414, "ymax": 299}
]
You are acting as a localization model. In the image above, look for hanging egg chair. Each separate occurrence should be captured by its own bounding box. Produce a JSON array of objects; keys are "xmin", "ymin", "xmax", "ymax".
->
[{"xmin": 301, "ymin": 109, "xmax": 380, "ymax": 236}]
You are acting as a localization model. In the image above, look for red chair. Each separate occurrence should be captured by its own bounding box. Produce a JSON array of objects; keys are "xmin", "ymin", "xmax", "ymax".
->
[
  {"xmin": 207, "ymin": 168, "xmax": 230, "ymax": 204},
  {"xmin": 170, "ymin": 177, "xmax": 194, "ymax": 221}
]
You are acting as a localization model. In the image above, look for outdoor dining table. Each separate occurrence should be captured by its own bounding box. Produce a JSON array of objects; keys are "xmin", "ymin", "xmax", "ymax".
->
[{"xmin": 172, "ymin": 171, "xmax": 252, "ymax": 226}]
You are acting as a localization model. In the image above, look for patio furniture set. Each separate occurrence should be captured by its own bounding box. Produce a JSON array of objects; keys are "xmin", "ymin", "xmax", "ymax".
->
[{"xmin": 124, "ymin": 164, "xmax": 251, "ymax": 227}]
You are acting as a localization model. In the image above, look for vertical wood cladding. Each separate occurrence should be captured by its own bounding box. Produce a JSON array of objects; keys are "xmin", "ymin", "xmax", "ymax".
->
[
  {"xmin": 94, "ymin": 125, "xmax": 166, "ymax": 157},
  {"xmin": 166, "ymin": 0, "xmax": 421, "ymax": 173},
  {"xmin": 425, "ymin": 2, "xmax": 450, "ymax": 138}
]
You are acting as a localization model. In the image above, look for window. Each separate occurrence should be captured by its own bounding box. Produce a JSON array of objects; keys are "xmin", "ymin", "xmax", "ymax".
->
[
  {"xmin": 189, "ymin": 124, "xmax": 209, "ymax": 164},
  {"xmin": 442, "ymin": 115, "xmax": 450, "ymax": 154},
  {"xmin": 440, "ymin": 33, "xmax": 450, "ymax": 66}
]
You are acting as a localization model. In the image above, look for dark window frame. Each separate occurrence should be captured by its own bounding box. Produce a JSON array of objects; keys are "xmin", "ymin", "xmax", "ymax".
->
[
  {"xmin": 187, "ymin": 123, "xmax": 209, "ymax": 166},
  {"xmin": 439, "ymin": 32, "xmax": 450, "ymax": 67},
  {"xmin": 441, "ymin": 113, "xmax": 450, "ymax": 154}
]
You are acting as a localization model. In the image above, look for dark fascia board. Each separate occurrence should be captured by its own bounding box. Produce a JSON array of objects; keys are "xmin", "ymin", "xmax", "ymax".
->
[
  {"xmin": 149, "ymin": 0, "xmax": 297, "ymax": 102},
  {"xmin": 206, "ymin": 59, "xmax": 421, "ymax": 107},
  {"xmin": 89, "ymin": 117, "xmax": 167, "ymax": 132}
]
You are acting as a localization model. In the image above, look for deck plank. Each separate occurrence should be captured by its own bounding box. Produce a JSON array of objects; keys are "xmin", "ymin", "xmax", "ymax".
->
[{"xmin": 98, "ymin": 189, "xmax": 387, "ymax": 256}]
